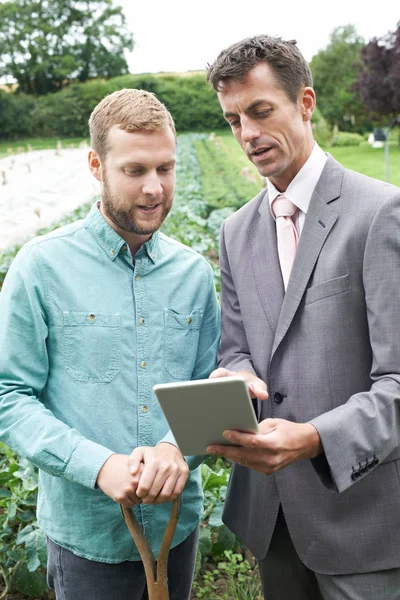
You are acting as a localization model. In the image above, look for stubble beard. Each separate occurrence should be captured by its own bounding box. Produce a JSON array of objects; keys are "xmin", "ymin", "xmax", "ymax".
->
[{"xmin": 101, "ymin": 176, "xmax": 172, "ymax": 236}]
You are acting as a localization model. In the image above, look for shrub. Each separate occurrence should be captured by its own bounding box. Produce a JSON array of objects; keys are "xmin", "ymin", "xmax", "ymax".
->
[
  {"xmin": 330, "ymin": 131, "xmax": 364, "ymax": 147},
  {"xmin": 0, "ymin": 73, "xmax": 227, "ymax": 139},
  {"xmin": 311, "ymin": 106, "xmax": 332, "ymax": 146},
  {"xmin": 0, "ymin": 91, "xmax": 36, "ymax": 138}
]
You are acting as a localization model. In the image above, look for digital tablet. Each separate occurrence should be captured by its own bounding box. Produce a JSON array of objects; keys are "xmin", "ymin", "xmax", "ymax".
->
[{"xmin": 153, "ymin": 376, "xmax": 258, "ymax": 456}]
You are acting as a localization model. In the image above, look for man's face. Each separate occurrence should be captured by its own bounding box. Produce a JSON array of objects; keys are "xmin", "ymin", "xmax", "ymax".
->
[
  {"xmin": 217, "ymin": 62, "xmax": 315, "ymax": 191},
  {"xmin": 92, "ymin": 126, "xmax": 176, "ymax": 241}
]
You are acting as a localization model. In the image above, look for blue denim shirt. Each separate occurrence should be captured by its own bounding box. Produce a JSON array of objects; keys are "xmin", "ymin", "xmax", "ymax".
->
[{"xmin": 0, "ymin": 202, "xmax": 220, "ymax": 562}]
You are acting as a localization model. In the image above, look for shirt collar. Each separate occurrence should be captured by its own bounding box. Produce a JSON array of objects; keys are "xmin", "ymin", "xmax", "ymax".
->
[
  {"xmin": 268, "ymin": 142, "xmax": 327, "ymax": 217},
  {"xmin": 84, "ymin": 202, "xmax": 159, "ymax": 263}
]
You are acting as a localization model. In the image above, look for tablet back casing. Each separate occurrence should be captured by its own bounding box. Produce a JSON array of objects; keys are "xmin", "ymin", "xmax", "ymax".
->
[{"xmin": 153, "ymin": 376, "xmax": 258, "ymax": 455}]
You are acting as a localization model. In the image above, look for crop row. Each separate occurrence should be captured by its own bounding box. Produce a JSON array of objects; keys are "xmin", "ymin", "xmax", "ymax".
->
[{"xmin": 0, "ymin": 133, "xmax": 263, "ymax": 597}]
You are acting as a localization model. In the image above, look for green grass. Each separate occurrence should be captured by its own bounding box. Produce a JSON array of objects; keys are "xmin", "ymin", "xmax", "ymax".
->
[
  {"xmin": 214, "ymin": 130, "xmax": 400, "ymax": 187},
  {"xmin": 321, "ymin": 142, "xmax": 400, "ymax": 187},
  {"xmin": 0, "ymin": 137, "xmax": 88, "ymax": 159}
]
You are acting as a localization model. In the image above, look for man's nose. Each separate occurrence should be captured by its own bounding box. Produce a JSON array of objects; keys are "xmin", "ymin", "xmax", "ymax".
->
[
  {"xmin": 142, "ymin": 172, "xmax": 163, "ymax": 196},
  {"xmin": 241, "ymin": 117, "xmax": 261, "ymax": 143}
]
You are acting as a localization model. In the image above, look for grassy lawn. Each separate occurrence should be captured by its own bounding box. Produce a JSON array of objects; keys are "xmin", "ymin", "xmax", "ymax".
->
[
  {"xmin": 213, "ymin": 130, "xmax": 400, "ymax": 187},
  {"xmin": 322, "ymin": 143, "xmax": 400, "ymax": 187},
  {"xmin": 0, "ymin": 137, "xmax": 88, "ymax": 159}
]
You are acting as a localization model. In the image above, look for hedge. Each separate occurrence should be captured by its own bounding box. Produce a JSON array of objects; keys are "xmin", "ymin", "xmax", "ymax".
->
[{"xmin": 0, "ymin": 74, "xmax": 228, "ymax": 139}]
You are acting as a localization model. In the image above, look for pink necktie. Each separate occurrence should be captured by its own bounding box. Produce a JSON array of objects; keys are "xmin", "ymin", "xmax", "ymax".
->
[{"xmin": 272, "ymin": 195, "xmax": 299, "ymax": 289}]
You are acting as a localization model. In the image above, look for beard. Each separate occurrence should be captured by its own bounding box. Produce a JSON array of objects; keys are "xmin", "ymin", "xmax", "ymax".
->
[{"xmin": 101, "ymin": 174, "xmax": 172, "ymax": 236}]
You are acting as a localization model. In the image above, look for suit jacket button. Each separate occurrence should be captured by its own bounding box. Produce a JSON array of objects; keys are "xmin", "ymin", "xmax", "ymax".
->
[{"xmin": 274, "ymin": 392, "xmax": 284, "ymax": 404}]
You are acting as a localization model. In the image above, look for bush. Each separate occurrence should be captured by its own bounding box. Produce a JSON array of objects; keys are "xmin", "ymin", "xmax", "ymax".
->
[
  {"xmin": 330, "ymin": 131, "xmax": 364, "ymax": 147},
  {"xmin": 30, "ymin": 86, "xmax": 89, "ymax": 137},
  {"xmin": 0, "ymin": 73, "xmax": 227, "ymax": 139},
  {"xmin": 311, "ymin": 106, "xmax": 332, "ymax": 146},
  {"xmin": 0, "ymin": 91, "xmax": 36, "ymax": 138}
]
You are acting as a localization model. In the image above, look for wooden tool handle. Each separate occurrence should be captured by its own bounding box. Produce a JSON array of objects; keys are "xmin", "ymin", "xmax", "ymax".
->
[{"xmin": 121, "ymin": 496, "xmax": 181, "ymax": 600}]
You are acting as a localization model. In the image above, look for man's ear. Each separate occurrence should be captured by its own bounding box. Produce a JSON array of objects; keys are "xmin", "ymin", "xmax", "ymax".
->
[
  {"xmin": 301, "ymin": 87, "xmax": 316, "ymax": 122},
  {"xmin": 88, "ymin": 149, "xmax": 103, "ymax": 182}
]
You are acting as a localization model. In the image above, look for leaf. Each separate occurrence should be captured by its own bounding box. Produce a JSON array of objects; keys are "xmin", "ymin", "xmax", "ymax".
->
[
  {"xmin": 20, "ymin": 496, "xmax": 39, "ymax": 508},
  {"xmin": 211, "ymin": 525, "xmax": 237, "ymax": 557},
  {"xmin": 14, "ymin": 461, "xmax": 38, "ymax": 491},
  {"xmin": 17, "ymin": 526, "xmax": 48, "ymax": 571},
  {"xmin": 26, "ymin": 545, "xmax": 40, "ymax": 573},
  {"xmin": 16, "ymin": 524, "xmax": 35, "ymax": 546},
  {"xmin": 209, "ymin": 502, "xmax": 224, "ymax": 528},
  {"xmin": 0, "ymin": 488, "xmax": 12, "ymax": 498},
  {"xmin": 7, "ymin": 548, "xmax": 25, "ymax": 563},
  {"xmin": 0, "ymin": 472, "xmax": 14, "ymax": 485},
  {"xmin": 201, "ymin": 465, "xmax": 229, "ymax": 493},
  {"xmin": 18, "ymin": 509, "xmax": 37, "ymax": 522},
  {"xmin": 34, "ymin": 528, "xmax": 48, "ymax": 568},
  {"xmin": 7, "ymin": 501, "xmax": 17, "ymax": 520},
  {"xmin": 14, "ymin": 562, "xmax": 48, "ymax": 597},
  {"xmin": 198, "ymin": 525, "xmax": 212, "ymax": 557}
]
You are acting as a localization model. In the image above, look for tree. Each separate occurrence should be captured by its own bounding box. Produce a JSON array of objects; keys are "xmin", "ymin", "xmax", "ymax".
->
[
  {"xmin": 310, "ymin": 25, "xmax": 367, "ymax": 131},
  {"xmin": 353, "ymin": 22, "xmax": 400, "ymax": 121},
  {"xmin": 0, "ymin": 0, "xmax": 134, "ymax": 95}
]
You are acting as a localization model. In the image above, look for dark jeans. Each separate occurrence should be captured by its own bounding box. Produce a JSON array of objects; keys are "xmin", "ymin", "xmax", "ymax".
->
[{"xmin": 47, "ymin": 525, "xmax": 199, "ymax": 600}]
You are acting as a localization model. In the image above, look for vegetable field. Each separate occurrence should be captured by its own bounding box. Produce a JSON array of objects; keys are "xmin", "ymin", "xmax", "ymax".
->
[
  {"xmin": 0, "ymin": 132, "xmax": 264, "ymax": 599},
  {"xmin": 1, "ymin": 131, "xmax": 398, "ymax": 598}
]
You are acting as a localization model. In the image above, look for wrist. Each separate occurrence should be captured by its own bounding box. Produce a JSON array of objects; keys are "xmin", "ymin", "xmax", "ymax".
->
[{"xmin": 302, "ymin": 423, "xmax": 322, "ymax": 459}]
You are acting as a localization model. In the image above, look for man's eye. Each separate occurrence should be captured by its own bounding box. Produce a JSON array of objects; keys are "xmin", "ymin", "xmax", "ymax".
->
[
  {"xmin": 158, "ymin": 166, "xmax": 174, "ymax": 173},
  {"xmin": 125, "ymin": 169, "xmax": 142, "ymax": 176},
  {"xmin": 229, "ymin": 120, "xmax": 240, "ymax": 128},
  {"xmin": 255, "ymin": 110, "xmax": 271, "ymax": 118}
]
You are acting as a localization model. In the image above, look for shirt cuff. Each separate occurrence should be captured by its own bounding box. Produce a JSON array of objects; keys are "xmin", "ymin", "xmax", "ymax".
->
[
  {"xmin": 64, "ymin": 439, "xmax": 115, "ymax": 489},
  {"xmin": 159, "ymin": 430, "xmax": 178, "ymax": 447}
]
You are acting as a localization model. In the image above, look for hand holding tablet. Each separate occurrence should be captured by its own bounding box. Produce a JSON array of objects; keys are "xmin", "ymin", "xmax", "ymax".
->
[{"xmin": 153, "ymin": 376, "xmax": 259, "ymax": 456}]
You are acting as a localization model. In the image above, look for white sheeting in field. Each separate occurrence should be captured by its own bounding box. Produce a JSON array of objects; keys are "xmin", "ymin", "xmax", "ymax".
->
[{"xmin": 0, "ymin": 147, "xmax": 100, "ymax": 252}]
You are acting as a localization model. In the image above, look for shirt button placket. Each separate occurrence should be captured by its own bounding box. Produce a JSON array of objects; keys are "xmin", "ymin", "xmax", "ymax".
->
[
  {"xmin": 134, "ymin": 263, "xmax": 151, "ymax": 447},
  {"xmin": 134, "ymin": 259, "xmax": 154, "ymax": 549}
]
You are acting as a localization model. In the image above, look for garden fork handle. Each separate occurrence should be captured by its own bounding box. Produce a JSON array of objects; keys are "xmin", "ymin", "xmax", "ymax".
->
[{"xmin": 121, "ymin": 496, "xmax": 182, "ymax": 600}]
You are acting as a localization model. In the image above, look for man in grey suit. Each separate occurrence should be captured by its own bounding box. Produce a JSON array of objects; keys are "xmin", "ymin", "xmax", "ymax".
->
[{"xmin": 205, "ymin": 35, "xmax": 400, "ymax": 599}]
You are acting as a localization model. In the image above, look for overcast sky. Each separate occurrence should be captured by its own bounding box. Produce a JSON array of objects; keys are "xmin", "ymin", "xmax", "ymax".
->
[{"xmin": 118, "ymin": 0, "xmax": 399, "ymax": 74}]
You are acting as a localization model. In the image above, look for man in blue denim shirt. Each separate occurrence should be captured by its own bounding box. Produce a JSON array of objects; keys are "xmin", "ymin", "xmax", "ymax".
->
[{"xmin": 0, "ymin": 89, "xmax": 220, "ymax": 600}]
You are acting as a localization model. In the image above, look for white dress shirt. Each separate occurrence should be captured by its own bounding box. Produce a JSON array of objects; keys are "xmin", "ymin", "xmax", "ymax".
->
[{"xmin": 267, "ymin": 143, "xmax": 327, "ymax": 235}]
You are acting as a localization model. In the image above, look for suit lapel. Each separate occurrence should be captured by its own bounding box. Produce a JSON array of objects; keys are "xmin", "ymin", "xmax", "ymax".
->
[
  {"xmin": 249, "ymin": 191, "xmax": 284, "ymax": 335},
  {"xmin": 271, "ymin": 155, "xmax": 344, "ymax": 358}
]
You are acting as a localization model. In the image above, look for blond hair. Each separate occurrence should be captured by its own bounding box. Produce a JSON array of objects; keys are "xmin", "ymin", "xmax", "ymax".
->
[{"xmin": 89, "ymin": 88, "xmax": 176, "ymax": 159}]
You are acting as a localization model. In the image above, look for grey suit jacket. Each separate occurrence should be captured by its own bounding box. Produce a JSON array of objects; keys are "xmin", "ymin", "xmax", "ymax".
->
[{"xmin": 218, "ymin": 155, "xmax": 400, "ymax": 574}]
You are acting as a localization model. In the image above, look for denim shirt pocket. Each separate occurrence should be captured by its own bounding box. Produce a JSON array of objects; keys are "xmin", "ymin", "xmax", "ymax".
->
[
  {"xmin": 164, "ymin": 309, "xmax": 203, "ymax": 379},
  {"xmin": 63, "ymin": 311, "xmax": 121, "ymax": 383}
]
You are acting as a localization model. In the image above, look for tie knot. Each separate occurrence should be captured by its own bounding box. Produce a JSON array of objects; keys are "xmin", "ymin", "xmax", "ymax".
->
[{"xmin": 272, "ymin": 195, "xmax": 297, "ymax": 218}]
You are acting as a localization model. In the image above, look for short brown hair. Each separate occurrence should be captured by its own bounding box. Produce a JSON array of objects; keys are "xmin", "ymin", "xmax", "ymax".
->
[
  {"xmin": 89, "ymin": 88, "xmax": 176, "ymax": 159},
  {"xmin": 206, "ymin": 35, "xmax": 313, "ymax": 104}
]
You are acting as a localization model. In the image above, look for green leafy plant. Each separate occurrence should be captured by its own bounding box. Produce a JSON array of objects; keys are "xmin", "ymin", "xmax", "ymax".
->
[
  {"xmin": 192, "ymin": 549, "xmax": 262, "ymax": 600},
  {"xmin": 0, "ymin": 131, "xmax": 254, "ymax": 597},
  {"xmin": 0, "ymin": 443, "xmax": 48, "ymax": 598}
]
